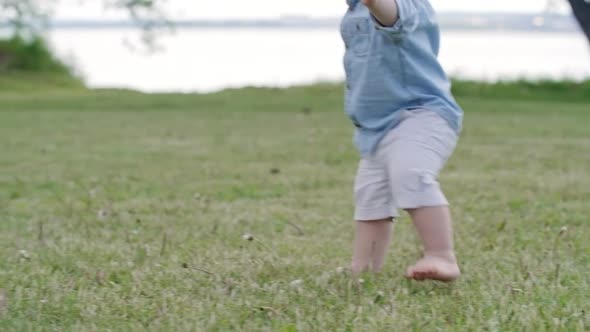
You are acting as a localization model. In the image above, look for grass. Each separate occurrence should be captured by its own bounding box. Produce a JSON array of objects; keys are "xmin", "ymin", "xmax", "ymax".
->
[{"xmin": 1, "ymin": 80, "xmax": 589, "ymax": 331}]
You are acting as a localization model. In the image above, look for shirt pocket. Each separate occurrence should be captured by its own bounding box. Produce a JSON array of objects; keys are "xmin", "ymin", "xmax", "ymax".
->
[{"xmin": 342, "ymin": 17, "xmax": 371, "ymax": 57}]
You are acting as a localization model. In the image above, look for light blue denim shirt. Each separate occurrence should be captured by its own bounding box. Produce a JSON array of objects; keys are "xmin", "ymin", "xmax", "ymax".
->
[{"xmin": 341, "ymin": 0, "xmax": 463, "ymax": 156}]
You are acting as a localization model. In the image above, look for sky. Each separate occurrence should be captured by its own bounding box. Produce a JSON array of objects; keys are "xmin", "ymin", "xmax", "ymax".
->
[{"xmin": 53, "ymin": 0, "xmax": 572, "ymax": 20}]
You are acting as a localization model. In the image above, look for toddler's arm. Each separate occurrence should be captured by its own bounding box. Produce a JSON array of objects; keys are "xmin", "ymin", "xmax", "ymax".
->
[{"xmin": 362, "ymin": 0, "xmax": 399, "ymax": 27}]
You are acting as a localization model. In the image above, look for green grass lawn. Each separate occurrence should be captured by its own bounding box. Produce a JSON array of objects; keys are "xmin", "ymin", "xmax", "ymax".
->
[{"xmin": 1, "ymin": 82, "xmax": 589, "ymax": 331}]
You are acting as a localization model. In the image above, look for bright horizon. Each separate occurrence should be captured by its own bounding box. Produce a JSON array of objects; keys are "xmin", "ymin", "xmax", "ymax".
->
[{"xmin": 53, "ymin": 0, "xmax": 572, "ymax": 20}]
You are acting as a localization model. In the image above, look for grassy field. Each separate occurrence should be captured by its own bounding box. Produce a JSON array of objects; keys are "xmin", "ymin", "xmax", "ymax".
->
[{"xmin": 1, "ymin": 81, "xmax": 589, "ymax": 331}]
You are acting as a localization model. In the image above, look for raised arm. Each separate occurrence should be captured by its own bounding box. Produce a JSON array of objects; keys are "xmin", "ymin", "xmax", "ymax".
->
[{"xmin": 362, "ymin": 0, "xmax": 399, "ymax": 27}]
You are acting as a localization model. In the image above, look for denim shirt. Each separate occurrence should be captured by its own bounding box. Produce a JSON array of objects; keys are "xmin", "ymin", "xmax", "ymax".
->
[{"xmin": 341, "ymin": 0, "xmax": 463, "ymax": 156}]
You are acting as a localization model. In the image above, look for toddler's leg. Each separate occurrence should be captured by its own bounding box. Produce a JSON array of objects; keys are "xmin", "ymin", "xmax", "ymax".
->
[
  {"xmin": 351, "ymin": 158, "xmax": 396, "ymax": 275},
  {"xmin": 351, "ymin": 219, "xmax": 393, "ymax": 275},
  {"xmin": 406, "ymin": 207, "xmax": 459, "ymax": 281},
  {"xmin": 370, "ymin": 220, "xmax": 393, "ymax": 272},
  {"xmin": 385, "ymin": 110, "xmax": 460, "ymax": 282}
]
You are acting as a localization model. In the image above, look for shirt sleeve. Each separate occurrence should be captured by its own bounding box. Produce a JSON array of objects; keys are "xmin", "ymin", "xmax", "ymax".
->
[{"xmin": 371, "ymin": 0, "xmax": 420, "ymax": 37}]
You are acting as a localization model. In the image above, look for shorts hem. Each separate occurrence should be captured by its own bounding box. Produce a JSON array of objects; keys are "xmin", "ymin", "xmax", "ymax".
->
[
  {"xmin": 354, "ymin": 206, "xmax": 398, "ymax": 221},
  {"xmin": 396, "ymin": 198, "xmax": 450, "ymax": 210}
]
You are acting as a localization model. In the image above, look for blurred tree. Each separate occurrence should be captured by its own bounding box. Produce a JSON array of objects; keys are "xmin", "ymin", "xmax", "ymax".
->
[
  {"xmin": 567, "ymin": 0, "xmax": 590, "ymax": 44},
  {"xmin": 0, "ymin": 0, "xmax": 170, "ymax": 46},
  {"xmin": 0, "ymin": 0, "xmax": 47, "ymax": 36}
]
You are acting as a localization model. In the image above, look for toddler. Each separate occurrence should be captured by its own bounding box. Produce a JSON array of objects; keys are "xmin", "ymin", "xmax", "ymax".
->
[{"xmin": 341, "ymin": 0, "xmax": 463, "ymax": 281}]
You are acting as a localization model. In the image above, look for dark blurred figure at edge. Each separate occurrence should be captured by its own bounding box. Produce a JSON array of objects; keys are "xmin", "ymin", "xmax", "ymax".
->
[{"xmin": 568, "ymin": 0, "xmax": 590, "ymax": 44}]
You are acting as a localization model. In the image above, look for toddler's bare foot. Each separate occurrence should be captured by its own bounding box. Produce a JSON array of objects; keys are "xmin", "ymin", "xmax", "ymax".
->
[{"xmin": 406, "ymin": 254, "xmax": 460, "ymax": 282}]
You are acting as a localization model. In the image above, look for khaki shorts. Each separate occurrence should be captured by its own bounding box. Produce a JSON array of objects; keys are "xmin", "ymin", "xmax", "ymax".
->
[{"xmin": 354, "ymin": 109, "xmax": 458, "ymax": 220}]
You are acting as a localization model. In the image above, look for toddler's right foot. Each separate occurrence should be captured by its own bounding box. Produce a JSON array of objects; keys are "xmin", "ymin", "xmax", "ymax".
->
[{"xmin": 406, "ymin": 255, "xmax": 460, "ymax": 282}]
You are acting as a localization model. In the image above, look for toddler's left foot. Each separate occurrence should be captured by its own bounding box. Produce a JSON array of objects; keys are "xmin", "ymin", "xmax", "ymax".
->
[{"xmin": 406, "ymin": 255, "xmax": 460, "ymax": 282}]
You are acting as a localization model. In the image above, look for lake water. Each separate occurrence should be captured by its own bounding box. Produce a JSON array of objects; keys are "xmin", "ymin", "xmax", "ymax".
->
[{"xmin": 47, "ymin": 28, "xmax": 590, "ymax": 93}]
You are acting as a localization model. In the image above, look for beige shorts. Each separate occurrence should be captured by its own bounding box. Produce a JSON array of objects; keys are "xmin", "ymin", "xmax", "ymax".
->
[{"xmin": 354, "ymin": 109, "xmax": 458, "ymax": 220}]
